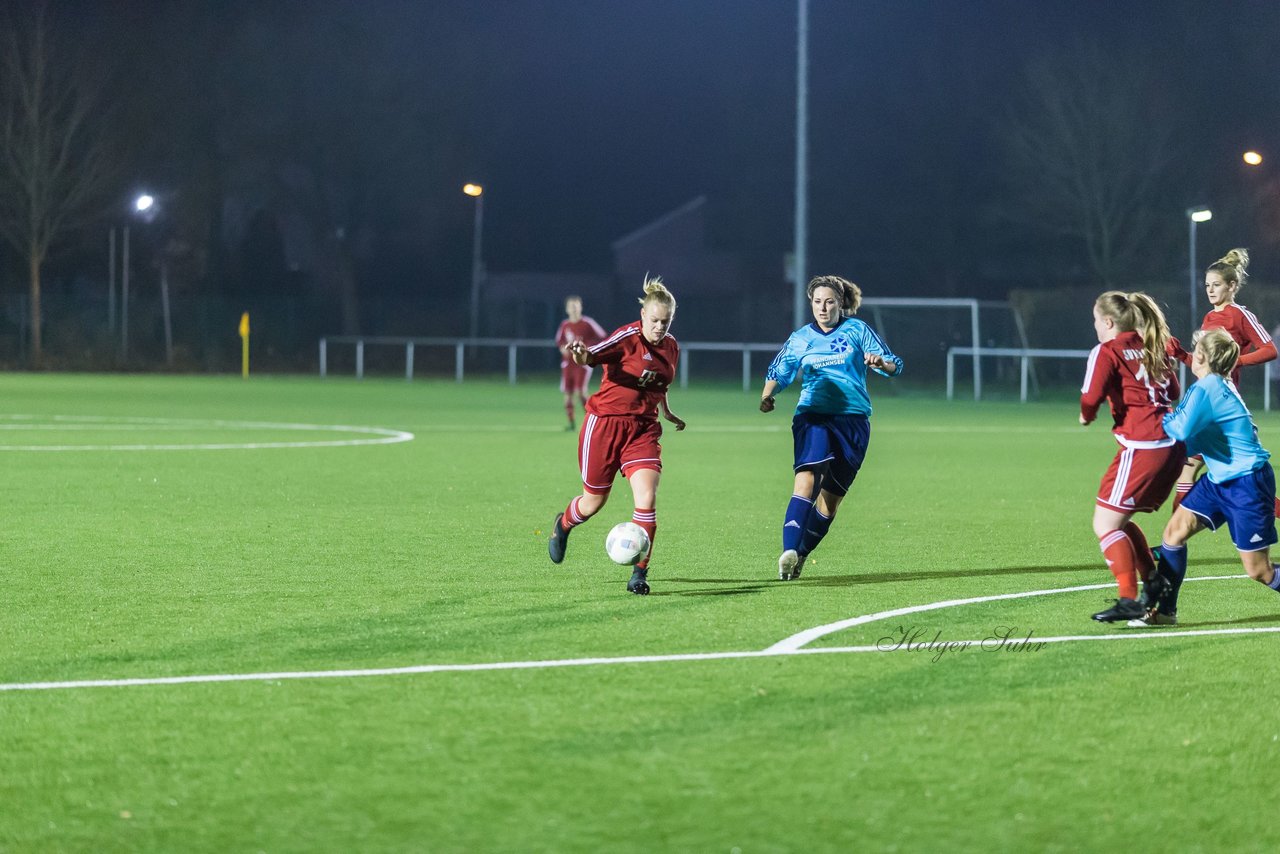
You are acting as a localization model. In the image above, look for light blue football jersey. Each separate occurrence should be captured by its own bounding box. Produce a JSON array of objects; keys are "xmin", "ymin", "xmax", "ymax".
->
[
  {"xmin": 1163, "ymin": 373, "xmax": 1270, "ymax": 483},
  {"xmin": 766, "ymin": 318, "xmax": 902, "ymax": 415}
]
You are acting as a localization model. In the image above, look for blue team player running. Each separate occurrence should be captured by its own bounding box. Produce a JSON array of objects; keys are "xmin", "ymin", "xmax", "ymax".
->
[
  {"xmin": 759, "ymin": 275, "xmax": 902, "ymax": 580},
  {"xmin": 1136, "ymin": 328, "xmax": 1280, "ymax": 627}
]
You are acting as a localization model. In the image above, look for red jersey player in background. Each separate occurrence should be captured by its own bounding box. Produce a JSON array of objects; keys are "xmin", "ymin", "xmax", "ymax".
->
[
  {"xmin": 554, "ymin": 296, "xmax": 606, "ymax": 431},
  {"xmin": 1166, "ymin": 249, "xmax": 1277, "ymax": 514},
  {"xmin": 547, "ymin": 276, "xmax": 686, "ymax": 595},
  {"xmin": 1080, "ymin": 291, "xmax": 1185, "ymax": 623}
]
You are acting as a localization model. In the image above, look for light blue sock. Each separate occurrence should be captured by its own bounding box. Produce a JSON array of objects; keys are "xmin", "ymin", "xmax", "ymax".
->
[{"xmin": 1268, "ymin": 565, "xmax": 1280, "ymax": 592}]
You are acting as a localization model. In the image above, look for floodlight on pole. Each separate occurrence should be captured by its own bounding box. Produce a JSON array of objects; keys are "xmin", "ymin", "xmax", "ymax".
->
[
  {"xmin": 1187, "ymin": 206, "xmax": 1212, "ymax": 332},
  {"xmin": 1244, "ymin": 151, "xmax": 1263, "ymax": 166},
  {"xmin": 464, "ymin": 184, "xmax": 485, "ymax": 343},
  {"xmin": 134, "ymin": 194, "xmax": 155, "ymax": 213}
]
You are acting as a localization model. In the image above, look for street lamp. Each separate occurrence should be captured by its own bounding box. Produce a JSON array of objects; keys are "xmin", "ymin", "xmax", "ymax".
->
[
  {"xmin": 1187, "ymin": 206, "xmax": 1212, "ymax": 331},
  {"xmin": 1244, "ymin": 151, "xmax": 1263, "ymax": 167},
  {"xmin": 463, "ymin": 183, "xmax": 484, "ymax": 342},
  {"xmin": 120, "ymin": 192, "xmax": 156, "ymax": 359}
]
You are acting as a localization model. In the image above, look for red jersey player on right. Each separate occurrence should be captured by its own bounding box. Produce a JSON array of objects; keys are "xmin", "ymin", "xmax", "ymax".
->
[
  {"xmin": 554, "ymin": 296, "xmax": 606, "ymax": 431},
  {"xmin": 1080, "ymin": 291, "xmax": 1185, "ymax": 623},
  {"xmin": 547, "ymin": 277, "xmax": 686, "ymax": 595},
  {"xmin": 1167, "ymin": 248, "xmax": 1278, "ymax": 514}
]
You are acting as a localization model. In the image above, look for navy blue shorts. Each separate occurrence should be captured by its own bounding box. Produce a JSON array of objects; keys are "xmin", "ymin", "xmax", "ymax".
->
[
  {"xmin": 791, "ymin": 412, "xmax": 871, "ymax": 496},
  {"xmin": 1182, "ymin": 463, "xmax": 1278, "ymax": 552}
]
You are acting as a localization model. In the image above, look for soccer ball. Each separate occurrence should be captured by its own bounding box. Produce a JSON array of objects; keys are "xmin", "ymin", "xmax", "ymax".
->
[{"xmin": 605, "ymin": 522, "xmax": 650, "ymax": 566}]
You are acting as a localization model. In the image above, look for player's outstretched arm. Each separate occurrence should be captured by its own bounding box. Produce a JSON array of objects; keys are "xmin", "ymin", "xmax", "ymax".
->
[
  {"xmin": 660, "ymin": 396, "xmax": 686, "ymax": 431},
  {"xmin": 759, "ymin": 379, "xmax": 781, "ymax": 412}
]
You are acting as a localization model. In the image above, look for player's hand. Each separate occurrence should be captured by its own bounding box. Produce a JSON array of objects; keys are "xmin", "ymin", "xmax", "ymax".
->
[
  {"xmin": 864, "ymin": 353, "xmax": 893, "ymax": 373},
  {"xmin": 665, "ymin": 411, "xmax": 686, "ymax": 431},
  {"xmin": 568, "ymin": 341, "xmax": 589, "ymax": 365},
  {"xmin": 760, "ymin": 396, "xmax": 775, "ymax": 413}
]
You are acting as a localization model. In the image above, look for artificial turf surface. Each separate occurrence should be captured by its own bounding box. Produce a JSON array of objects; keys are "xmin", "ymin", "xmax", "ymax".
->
[{"xmin": 1, "ymin": 373, "xmax": 1276, "ymax": 852}]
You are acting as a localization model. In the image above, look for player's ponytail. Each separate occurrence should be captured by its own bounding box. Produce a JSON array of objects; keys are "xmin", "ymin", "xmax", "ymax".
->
[
  {"xmin": 806, "ymin": 275, "xmax": 862, "ymax": 316},
  {"xmin": 638, "ymin": 274, "xmax": 677, "ymax": 310},
  {"xmin": 1130, "ymin": 292, "xmax": 1172, "ymax": 382},
  {"xmin": 1095, "ymin": 290, "xmax": 1172, "ymax": 382},
  {"xmin": 1207, "ymin": 247, "xmax": 1250, "ymax": 292}
]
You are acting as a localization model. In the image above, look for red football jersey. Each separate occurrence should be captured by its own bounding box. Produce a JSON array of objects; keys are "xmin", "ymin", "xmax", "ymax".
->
[
  {"xmin": 584, "ymin": 323, "xmax": 679, "ymax": 418},
  {"xmin": 555, "ymin": 316, "xmax": 606, "ymax": 368},
  {"xmin": 1081, "ymin": 331, "xmax": 1180, "ymax": 445},
  {"xmin": 1202, "ymin": 304, "xmax": 1275, "ymax": 383}
]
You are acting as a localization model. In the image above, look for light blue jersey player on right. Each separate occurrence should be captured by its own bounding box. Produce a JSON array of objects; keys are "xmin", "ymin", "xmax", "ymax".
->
[
  {"xmin": 759, "ymin": 275, "xmax": 902, "ymax": 580},
  {"xmin": 1139, "ymin": 328, "xmax": 1280, "ymax": 626}
]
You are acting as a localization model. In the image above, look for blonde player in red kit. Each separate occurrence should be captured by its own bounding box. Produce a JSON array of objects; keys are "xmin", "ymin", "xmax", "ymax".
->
[
  {"xmin": 1167, "ymin": 248, "xmax": 1278, "ymax": 512},
  {"xmin": 1080, "ymin": 291, "xmax": 1185, "ymax": 622},
  {"xmin": 547, "ymin": 276, "xmax": 685, "ymax": 595},
  {"xmin": 554, "ymin": 296, "xmax": 606, "ymax": 431}
]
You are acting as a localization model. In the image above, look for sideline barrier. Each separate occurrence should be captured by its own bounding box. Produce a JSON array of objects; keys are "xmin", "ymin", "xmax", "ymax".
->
[
  {"xmin": 319, "ymin": 336, "xmax": 777, "ymax": 391},
  {"xmin": 947, "ymin": 346, "xmax": 1274, "ymax": 410},
  {"xmin": 319, "ymin": 299, "xmax": 1001, "ymax": 393}
]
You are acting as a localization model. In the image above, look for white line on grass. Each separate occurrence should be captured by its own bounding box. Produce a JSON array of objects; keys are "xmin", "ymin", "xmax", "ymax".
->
[
  {"xmin": 0, "ymin": 415, "xmax": 413, "ymax": 451},
  {"xmin": 764, "ymin": 575, "xmax": 1245, "ymax": 653},
  {"xmin": 0, "ymin": 576, "xmax": 1270, "ymax": 693}
]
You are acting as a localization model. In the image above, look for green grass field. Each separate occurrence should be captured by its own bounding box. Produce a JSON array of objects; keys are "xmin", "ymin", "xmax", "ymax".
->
[{"xmin": 1, "ymin": 373, "xmax": 1277, "ymax": 853}]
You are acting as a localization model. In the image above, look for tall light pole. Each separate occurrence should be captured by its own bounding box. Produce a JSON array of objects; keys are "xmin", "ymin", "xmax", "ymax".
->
[
  {"xmin": 464, "ymin": 183, "xmax": 484, "ymax": 341},
  {"xmin": 1187, "ymin": 206, "xmax": 1212, "ymax": 332},
  {"xmin": 792, "ymin": 0, "xmax": 809, "ymax": 328},
  {"xmin": 121, "ymin": 193, "xmax": 156, "ymax": 360}
]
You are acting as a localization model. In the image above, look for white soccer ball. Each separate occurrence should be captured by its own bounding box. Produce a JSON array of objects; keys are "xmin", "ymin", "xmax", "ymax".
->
[{"xmin": 605, "ymin": 521, "xmax": 650, "ymax": 566}]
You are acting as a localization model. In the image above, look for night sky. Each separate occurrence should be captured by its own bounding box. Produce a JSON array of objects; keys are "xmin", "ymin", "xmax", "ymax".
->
[{"xmin": 12, "ymin": 0, "xmax": 1280, "ymax": 317}]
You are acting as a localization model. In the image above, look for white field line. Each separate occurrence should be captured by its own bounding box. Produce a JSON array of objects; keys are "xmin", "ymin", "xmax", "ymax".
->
[
  {"xmin": 0, "ymin": 576, "xmax": 1268, "ymax": 693},
  {"xmin": 0, "ymin": 415, "xmax": 413, "ymax": 451},
  {"xmin": 765, "ymin": 575, "xmax": 1242, "ymax": 652}
]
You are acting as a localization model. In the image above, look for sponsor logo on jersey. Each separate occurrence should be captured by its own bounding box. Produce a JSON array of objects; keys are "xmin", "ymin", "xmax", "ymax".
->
[
  {"xmin": 811, "ymin": 354, "xmax": 848, "ymax": 369},
  {"xmin": 642, "ymin": 352, "xmax": 653, "ymax": 361}
]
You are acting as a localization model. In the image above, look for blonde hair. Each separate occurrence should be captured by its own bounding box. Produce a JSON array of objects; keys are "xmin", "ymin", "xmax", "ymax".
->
[
  {"xmin": 1196, "ymin": 328, "xmax": 1240, "ymax": 377},
  {"xmin": 638, "ymin": 274, "xmax": 677, "ymax": 311},
  {"xmin": 1207, "ymin": 248, "xmax": 1250, "ymax": 292},
  {"xmin": 806, "ymin": 275, "xmax": 862, "ymax": 316},
  {"xmin": 1094, "ymin": 290, "xmax": 1172, "ymax": 382}
]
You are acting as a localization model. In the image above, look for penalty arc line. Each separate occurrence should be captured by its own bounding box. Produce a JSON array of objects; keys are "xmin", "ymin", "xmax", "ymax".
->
[
  {"xmin": 0, "ymin": 576, "xmax": 1271, "ymax": 693},
  {"xmin": 763, "ymin": 574, "xmax": 1245, "ymax": 653}
]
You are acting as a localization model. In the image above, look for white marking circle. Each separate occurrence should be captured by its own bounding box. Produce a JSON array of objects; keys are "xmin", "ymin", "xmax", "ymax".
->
[
  {"xmin": 0, "ymin": 576, "xmax": 1272, "ymax": 692},
  {"xmin": 0, "ymin": 415, "xmax": 414, "ymax": 451}
]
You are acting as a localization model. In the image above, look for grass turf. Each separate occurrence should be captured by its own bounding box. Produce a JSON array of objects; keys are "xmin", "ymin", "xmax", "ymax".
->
[{"xmin": 1, "ymin": 373, "xmax": 1277, "ymax": 852}]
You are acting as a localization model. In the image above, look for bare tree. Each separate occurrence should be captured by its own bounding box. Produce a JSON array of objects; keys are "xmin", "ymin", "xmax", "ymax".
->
[
  {"xmin": 999, "ymin": 45, "xmax": 1181, "ymax": 285},
  {"xmin": 0, "ymin": 4, "xmax": 118, "ymax": 365}
]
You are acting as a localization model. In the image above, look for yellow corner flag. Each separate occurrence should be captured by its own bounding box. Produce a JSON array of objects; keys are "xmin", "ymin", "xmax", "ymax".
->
[{"xmin": 239, "ymin": 312, "xmax": 250, "ymax": 378}]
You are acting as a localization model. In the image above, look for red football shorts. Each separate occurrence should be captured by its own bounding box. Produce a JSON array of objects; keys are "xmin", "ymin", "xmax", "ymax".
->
[
  {"xmin": 1095, "ymin": 442, "xmax": 1185, "ymax": 513},
  {"xmin": 561, "ymin": 363, "xmax": 592, "ymax": 395},
  {"xmin": 578, "ymin": 413, "xmax": 662, "ymax": 494}
]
